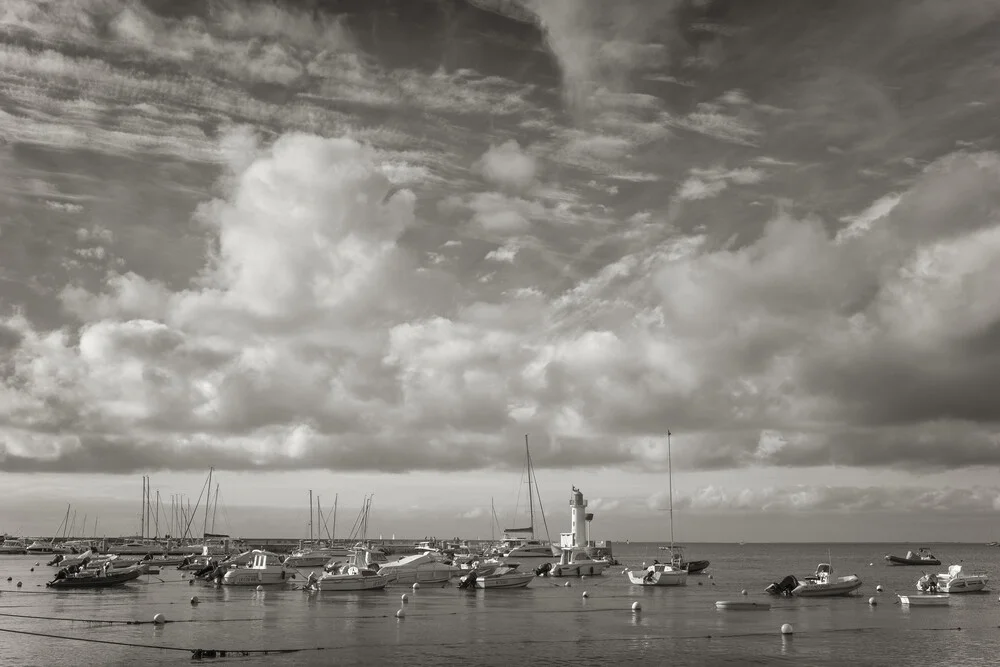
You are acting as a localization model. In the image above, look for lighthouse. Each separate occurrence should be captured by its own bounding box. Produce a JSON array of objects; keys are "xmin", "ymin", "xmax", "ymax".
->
[{"xmin": 560, "ymin": 486, "xmax": 591, "ymax": 548}]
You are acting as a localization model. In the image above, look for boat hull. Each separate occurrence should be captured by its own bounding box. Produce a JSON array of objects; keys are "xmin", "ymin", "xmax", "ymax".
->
[
  {"xmin": 475, "ymin": 573, "xmax": 534, "ymax": 589},
  {"xmin": 47, "ymin": 567, "xmax": 142, "ymax": 589},
  {"xmin": 715, "ymin": 600, "xmax": 771, "ymax": 611},
  {"xmin": 379, "ymin": 567, "xmax": 456, "ymax": 585},
  {"xmin": 222, "ymin": 570, "xmax": 290, "ymax": 586},
  {"xmin": 885, "ymin": 555, "xmax": 941, "ymax": 566},
  {"xmin": 549, "ymin": 562, "xmax": 609, "ymax": 577},
  {"xmin": 681, "ymin": 559, "xmax": 711, "ymax": 574},
  {"xmin": 791, "ymin": 577, "xmax": 863, "ymax": 597},
  {"xmin": 899, "ymin": 594, "xmax": 950, "ymax": 606},
  {"xmin": 313, "ymin": 574, "xmax": 388, "ymax": 591},
  {"xmin": 627, "ymin": 569, "xmax": 688, "ymax": 586}
]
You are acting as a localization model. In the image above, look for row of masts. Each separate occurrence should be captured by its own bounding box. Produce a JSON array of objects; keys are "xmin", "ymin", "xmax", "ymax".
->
[
  {"xmin": 139, "ymin": 468, "xmax": 222, "ymax": 540},
  {"xmin": 306, "ymin": 490, "xmax": 340, "ymax": 543}
]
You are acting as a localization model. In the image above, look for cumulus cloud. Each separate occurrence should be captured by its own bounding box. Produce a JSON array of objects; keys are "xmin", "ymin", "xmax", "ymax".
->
[{"xmin": 475, "ymin": 140, "xmax": 538, "ymax": 192}]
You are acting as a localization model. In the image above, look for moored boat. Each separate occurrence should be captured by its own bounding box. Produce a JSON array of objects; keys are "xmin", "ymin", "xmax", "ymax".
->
[
  {"xmin": 627, "ymin": 561, "xmax": 688, "ymax": 586},
  {"xmin": 0, "ymin": 538, "xmax": 28, "ymax": 554},
  {"xmin": 885, "ymin": 548, "xmax": 941, "ymax": 566},
  {"xmin": 765, "ymin": 563, "xmax": 862, "ymax": 597},
  {"xmin": 898, "ymin": 593, "xmax": 950, "ymax": 607},
  {"xmin": 917, "ymin": 565, "xmax": 988, "ymax": 593},
  {"xmin": 715, "ymin": 600, "xmax": 771, "ymax": 611},
  {"xmin": 350, "ymin": 546, "xmax": 458, "ymax": 585},
  {"xmin": 305, "ymin": 564, "xmax": 388, "ymax": 591},
  {"xmin": 221, "ymin": 551, "xmax": 290, "ymax": 586},
  {"xmin": 47, "ymin": 565, "xmax": 142, "ymax": 589},
  {"xmin": 458, "ymin": 563, "xmax": 534, "ymax": 589}
]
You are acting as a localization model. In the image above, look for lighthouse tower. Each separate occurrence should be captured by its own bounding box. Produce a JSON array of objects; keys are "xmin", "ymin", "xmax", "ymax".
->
[{"xmin": 560, "ymin": 486, "xmax": 590, "ymax": 548}]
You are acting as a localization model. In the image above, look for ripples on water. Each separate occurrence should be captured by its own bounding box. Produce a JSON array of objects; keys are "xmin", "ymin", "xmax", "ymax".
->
[{"xmin": 0, "ymin": 543, "xmax": 997, "ymax": 666}]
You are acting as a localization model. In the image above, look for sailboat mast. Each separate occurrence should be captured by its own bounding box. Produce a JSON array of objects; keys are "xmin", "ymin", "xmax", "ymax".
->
[
  {"xmin": 203, "ymin": 467, "xmax": 213, "ymax": 538},
  {"xmin": 212, "ymin": 483, "xmax": 220, "ymax": 533},
  {"xmin": 332, "ymin": 494, "xmax": 338, "ymax": 542},
  {"xmin": 525, "ymin": 434, "xmax": 535, "ymax": 536},
  {"xmin": 667, "ymin": 430, "xmax": 675, "ymax": 551},
  {"xmin": 141, "ymin": 477, "xmax": 146, "ymax": 539},
  {"xmin": 309, "ymin": 490, "xmax": 314, "ymax": 542}
]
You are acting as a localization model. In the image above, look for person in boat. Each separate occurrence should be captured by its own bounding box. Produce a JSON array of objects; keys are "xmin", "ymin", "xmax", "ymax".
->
[{"xmin": 55, "ymin": 567, "xmax": 69, "ymax": 580}]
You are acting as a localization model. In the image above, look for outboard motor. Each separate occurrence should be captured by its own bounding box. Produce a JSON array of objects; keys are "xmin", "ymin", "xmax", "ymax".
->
[
  {"xmin": 534, "ymin": 562, "xmax": 552, "ymax": 577},
  {"xmin": 764, "ymin": 575, "xmax": 800, "ymax": 596},
  {"xmin": 306, "ymin": 572, "xmax": 319, "ymax": 590},
  {"xmin": 458, "ymin": 570, "xmax": 478, "ymax": 590}
]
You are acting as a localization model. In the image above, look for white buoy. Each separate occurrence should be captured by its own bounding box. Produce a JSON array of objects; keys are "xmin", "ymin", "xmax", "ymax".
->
[
  {"xmin": 876, "ymin": 585, "xmax": 883, "ymax": 592},
  {"xmin": 642, "ymin": 562, "xmax": 646, "ymax": 567},
  {"xmin": 582, "ymin": 591, "xmax": 589, "ymax": 598},
  {"xmin": 190, "ymin": 596, "xmax": 200, "ymax": 605},
  {"xmin": 780, "ymin": 623, "xmax": 793, "ymax": 635},
  {"xmin": 741, "ymin": 589, "xmax": 748, "ymax": 596},
  {"xmin": 412, "ymin": 582, "xmax": 420, "ymax": 590},
  {"xmin": 868, "ymin": 597, "xmax": 877, "ymax": 606},
  {"xmin": 152, "ymin": 613, "xmax": 166, "ymax": 625},
  {"xmin": 564, "ymin": 581, "xmax": 571, "ymax": 587},
  {"xmin": 869, "ymin": 563, "xmax": 874, "ymax": 566},
  {"xmin": 708, "ymin": 574, "xmax": 713, "ymax": 580},
  {"xmin": 396, "ymin": 608, "xmax": 405, "ymax": 618},
  {"xmin": 631, "ymin": 601, "xmax": 641, "ymax": 612},
  {"xmin": 34, "ymin": 562, "xmax": 39, "ymax": 566},
  {"xmin": 256, "ymin": 585, "xmax": 264, "ymax": 591},
  {"xmin": 401, "ymin": 593, "xmax": 409, "ymax": 603}
]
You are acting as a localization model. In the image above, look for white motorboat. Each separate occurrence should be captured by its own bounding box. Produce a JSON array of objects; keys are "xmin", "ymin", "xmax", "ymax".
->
[
  {"xmin": 766, "ymin": 563, "xmax": 862, "ymax": 597},
  {"xmin": 305, "ymin": 564, "xmax": 388, "ymax": 591},
  {"xmin": 25, "ymin": 540, "xmax": 71, "ymax": 555},
  {"xmin": 222, "ymin": 551, "xmax": 290, "ymax": 586},
  {"xmin": 627, "ymin": 561, "xmax": 689, "ymax": 586},
  {"xmin": 548, "ymin": 547, "xmax": 610, "ymax": 577},
  {"xmin": 285, "ymin": 543, "xmax": 351, "ymax": 569},
  {"xmin": 0, "ymin": 538, "xmax": 28, "ymax": 554},
  {"xmin": 899, "ymin": 593, "xmax": 950, "ymax": 607},
  {"xmin": 459, "ymin": 563, "xmax": 535, "ymax": 589},
  {"xmin": 917, "ymin": 565, "xmax": 988, "ymax": 593},
  {"xmin": 350, "ymin": 546, "xmax": 458, "ymax": 584},
  {"xmin": 48, "ymin": 549, "xmax": 95, "ymax": 568}
]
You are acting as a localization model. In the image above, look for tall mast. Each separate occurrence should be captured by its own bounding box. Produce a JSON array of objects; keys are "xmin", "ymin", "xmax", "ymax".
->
[
  {"xmin": 203, "ymin": 467, "xmax": 213, "ymax": 538},
  {"xmin": 667, "ymin": 430, "xmax": 675, "ymax": 552},
  {"xmin": 212, "ymin": 483, "xmax": 220, "ymax": 533},
  {"xmin": 332, "ymin": 494, "xmax": 338, "ymax": 542},
  {"xmin": 155, "ymin": 491, "xmax": 161, "ymax": 538},
  {"xmin": 491, "ymin": 497, "xmax": 496, "ymax": 542},
  {"xmin": 525, "ymin": 434, "xmax": 534, "ymax": 537},
  {"xmin": 309, "ymin": 490, "xmax": 313, "ymax": 542},
  {"xmin": 141, "ymin": 476, "xmax": 146, "ymax": 539}
]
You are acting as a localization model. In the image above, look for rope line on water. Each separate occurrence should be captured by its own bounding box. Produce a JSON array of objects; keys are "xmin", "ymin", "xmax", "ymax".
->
[
  {"xmin": 0, "ymin": 611, "xmax": 265, "ymax": 625},
  {"xmin": 0, "ymin": 623, "xmax": 989, "ymax": 661}
]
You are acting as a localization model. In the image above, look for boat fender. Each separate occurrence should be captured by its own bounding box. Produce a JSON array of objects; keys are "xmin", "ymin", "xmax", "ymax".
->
[
  {"xmin": 281, "ymin": 570, "xmax": 286, "ymax": 580},
  {"xmin": 348, "ymin": 566, "xmax": 360, "ymax": 576}
]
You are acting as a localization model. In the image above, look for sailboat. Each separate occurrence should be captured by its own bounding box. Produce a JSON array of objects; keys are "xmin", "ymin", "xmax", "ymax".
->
[
  {"xmin": 627, "ymin": 430, "xmax": 688, "ymax": 586},
  {"xmin": 498, "ymin": 435, "xmax": 558, "ymax": 560}
]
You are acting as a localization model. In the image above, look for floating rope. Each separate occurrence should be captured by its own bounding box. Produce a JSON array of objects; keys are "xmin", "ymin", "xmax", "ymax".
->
[
  {"xmin": 0, "ymin": 611, "xmax": 264, "ymax": 625},
  {"xmin": 0, "ymin": 622, "xmax": 988, "ymax": 662}
]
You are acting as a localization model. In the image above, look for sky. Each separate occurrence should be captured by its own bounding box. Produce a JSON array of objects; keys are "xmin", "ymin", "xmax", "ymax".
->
[{"xmin": 2, "ymin": 0, "xmax": 1000, "ymax": 543}]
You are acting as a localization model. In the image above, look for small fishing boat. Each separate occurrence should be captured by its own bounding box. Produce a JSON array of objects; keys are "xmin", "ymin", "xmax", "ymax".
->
[
  {"xmin": 898, "ymin": 593, "xmax": 950, "ymax": 607},
  {"xmin": 715, "ymin": 600, "xmax": 771, "ymax": 611},
  {"xmin": 458, "ymin": 563, "xmax": 534, "ymax": 590},
  {"xmin": 765, "ymin": 563, "xmax": 862, "ymax": 597},
  {"xmin": 627, "ymin": 561, "xmax": 688, "ymax": 587},
  {"xmin": 884, "ymin": 548, "xmax": 941, "ymax": 566},
  {"xmin": 46, "ymin": 565, "xmax": 142, "ymax": 589},
  {"xmin": 917, "ymin": 565, "xmax": 988, "ymax": 593},
  {"xmin": 305, "ymin": 564, "xmax": 388, "ymax": 591},
  {"xmin": 659, "ymin": 545, "xmax": 710, "ymax": 574}
]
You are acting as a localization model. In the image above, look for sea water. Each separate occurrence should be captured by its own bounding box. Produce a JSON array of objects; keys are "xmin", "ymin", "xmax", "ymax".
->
[{"xmin": 0, "ymin": 543, "xmax": 996, "ymax": 666}]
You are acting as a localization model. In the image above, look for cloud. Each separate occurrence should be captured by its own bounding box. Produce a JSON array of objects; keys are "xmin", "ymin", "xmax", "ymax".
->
[
  {"xmin": 457, "ymin": 507, "xmax": 486, "ymax": 520},
  {"xmin": 675, "ymin": 165, "xmax": 767, "ymax": 201},
  {"xmin": 475, "ymin": 140, "xmax": 538, "ymax": 193},
  {"xmin": 658, "ymin": 485, "xmax": 1000, "ymax": 514}
]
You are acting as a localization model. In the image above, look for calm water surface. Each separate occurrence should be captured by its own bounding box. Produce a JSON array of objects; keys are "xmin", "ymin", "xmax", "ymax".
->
[{"xmin": 1, "ymin": 543, "xmax": 998, "ymax": 666}]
